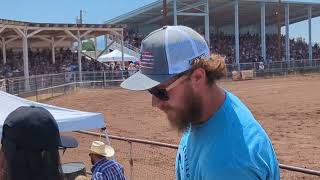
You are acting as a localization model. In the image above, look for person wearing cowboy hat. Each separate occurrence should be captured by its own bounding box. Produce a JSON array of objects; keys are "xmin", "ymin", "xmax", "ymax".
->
[{"xmin": 89, "ymin": 141, "xmax": 126, "ymax": 180}]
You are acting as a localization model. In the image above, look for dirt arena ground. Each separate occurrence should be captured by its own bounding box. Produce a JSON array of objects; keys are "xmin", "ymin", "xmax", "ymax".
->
[{"xmin": 43, "ymin": 74, "xmax": 320, "ymax": 180}]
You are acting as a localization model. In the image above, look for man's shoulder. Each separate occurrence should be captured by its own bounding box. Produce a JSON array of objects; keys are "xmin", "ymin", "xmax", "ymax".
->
[
  {"xmin": 94, "ymin": 159, "xmax": 121, "ymax": 172},
  {"xmin": 97, "ymin": 159, "xmax": 121, "ymax": 167}
]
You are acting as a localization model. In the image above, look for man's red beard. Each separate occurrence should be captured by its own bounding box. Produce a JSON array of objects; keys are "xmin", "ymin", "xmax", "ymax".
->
[{"xmin": 164, "ymin": 85, "xmax": 202, "ymax": 132}]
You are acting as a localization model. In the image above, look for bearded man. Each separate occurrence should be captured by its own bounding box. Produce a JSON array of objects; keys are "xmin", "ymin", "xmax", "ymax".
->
[{"xmin": 121, "ymin": 26, "xmax": 280, "ymax": 180}]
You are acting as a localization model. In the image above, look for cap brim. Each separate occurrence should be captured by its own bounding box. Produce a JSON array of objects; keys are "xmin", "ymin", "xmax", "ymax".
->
[
  {"xmin": 120, "ymin": 70, "xmax": 174, "ymax": 91},
  {"xmin": 59, "ymin": 135, "xmax": 78, "ymax": 149}
]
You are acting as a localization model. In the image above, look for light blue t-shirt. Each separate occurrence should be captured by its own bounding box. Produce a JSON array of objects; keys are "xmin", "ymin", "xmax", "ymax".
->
[{"xmin": 176, "ymin": 91, "xmax": 280, "ymax": 180}]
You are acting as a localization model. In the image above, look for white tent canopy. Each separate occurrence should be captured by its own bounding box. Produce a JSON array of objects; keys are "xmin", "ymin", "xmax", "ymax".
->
[
  {"xmin": 0, "ymin": 91, "xmax": 105, "ymax": 136},
  {"xmin": 98, "ymin": 49, "xmax": 137, "ymax": 63}
]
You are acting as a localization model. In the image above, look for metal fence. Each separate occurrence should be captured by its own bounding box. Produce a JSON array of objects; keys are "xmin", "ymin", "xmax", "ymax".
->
[
  {"xmin": 76, "ymin": 130, "xmax": 320, "ymax": 180},
  {"xmin": 3, "ymin": 59, "xmax": 320, "ymax": 98},
  {"xmin": 226, "ymin": 59, "xmax": 320, "ymax": 78},
  {"xmin": 4, "ymin": 70, "xmax": 136, "ymax": 100}
]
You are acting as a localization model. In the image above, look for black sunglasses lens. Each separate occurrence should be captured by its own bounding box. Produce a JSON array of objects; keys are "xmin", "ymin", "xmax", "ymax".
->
[{"xmin": 148, "ymin": 88, "xmax": 169, "ymax": 101}]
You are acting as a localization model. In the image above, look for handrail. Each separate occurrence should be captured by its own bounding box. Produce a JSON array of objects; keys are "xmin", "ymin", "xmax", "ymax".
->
[
  {"xmin": 76, "ymin": 130, "xmax": 320, "ymax": 177},
  {"xmin": 76, "ymin": 130, "xmax": 178, "ymax": 149}
]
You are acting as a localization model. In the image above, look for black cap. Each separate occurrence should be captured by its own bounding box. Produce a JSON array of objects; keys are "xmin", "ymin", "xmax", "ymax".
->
[{"xmin": 2, "ymin": 106, "xmax": 78, "ymax": 150}]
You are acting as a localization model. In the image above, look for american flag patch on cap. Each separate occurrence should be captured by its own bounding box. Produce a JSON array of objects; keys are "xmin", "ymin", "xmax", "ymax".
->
[{"xmin": 140, "ymin": 51, "xmax": 154, "ymax": 69}]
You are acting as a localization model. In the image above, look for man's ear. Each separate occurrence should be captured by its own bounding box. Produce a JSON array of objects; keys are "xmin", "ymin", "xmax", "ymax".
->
[{"xmin": 190, "ymin": 68, "xmax": 206, "ymax": 86}]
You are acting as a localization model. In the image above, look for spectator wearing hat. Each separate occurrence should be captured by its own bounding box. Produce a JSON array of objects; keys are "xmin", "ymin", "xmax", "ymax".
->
[
  {"xmin": 0, "ymin": 106, "xmax": 78, "ymax": 180},
  {"xmin": 121, "ymin": 26, "xmax": 280, "ymax": 180},
  {"xmin": 89, "ymin": 141, "xmax": 125, "ymax": 180}
]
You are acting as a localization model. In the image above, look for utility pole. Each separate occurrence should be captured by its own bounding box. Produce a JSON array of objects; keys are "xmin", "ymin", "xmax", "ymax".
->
[{"xmin": 80, "ymin": 10, "xmax": 83, "ymax": 24}]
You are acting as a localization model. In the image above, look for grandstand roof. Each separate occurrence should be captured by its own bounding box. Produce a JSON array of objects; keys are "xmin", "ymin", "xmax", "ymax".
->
[
  {"xmin": 105, "ymin": 0, "xmax": 320, "ymax": 28},
  {"xmin": 0, "ymin": 18, "xmax": 124, "ymax": 46}
]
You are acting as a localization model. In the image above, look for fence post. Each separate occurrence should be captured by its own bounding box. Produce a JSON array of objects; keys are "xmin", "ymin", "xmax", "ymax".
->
[
  {"xmin": 5, "ymin": 79, "xmax": 9, "ymax": 93},
  {"xmin": 103, "ymin": 71, "xmax": 106, "ymax": 88},
  {"xmin": 35, "ymin": 76, "xmax": 38, "ymax": 102},
  {"xmin": 17, "ymin": 79, "xmax": 20, "ymax": 95},
  {"xmin": 64, "ymin": 72, "xmax": 66, "ymax": 95},
  {"xmin": 93, "ymin": 71, "xmax": 96, "ymax": 88},
  {"xmin": 41, "ymin": 76, "xmax": 44, "ymax": 89},
  {"xmin": 73, "ymin": 72, "xmax": 76, "ymax": 91},
  {"xmin": 129, "ymin": 141, "xmax": 134, "ymax": 180},
  {"xmin": 51, "ymin": 75, "xmax": 53, "ymax": 98}
]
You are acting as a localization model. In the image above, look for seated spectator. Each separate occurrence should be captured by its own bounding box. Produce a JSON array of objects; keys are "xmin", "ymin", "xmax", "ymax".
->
[
  {"xmin": 89, "ymin": 141, "xmax": 126, "ymax": 180},
  {"xmin": 0, "ymin": 106, "xmax": 78, "ymax": 180}
]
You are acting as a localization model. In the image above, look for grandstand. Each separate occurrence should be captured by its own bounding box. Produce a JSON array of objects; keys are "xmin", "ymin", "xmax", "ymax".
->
[
  {"xmin": 106, "ymin": 0, "xmax": 320, "ymax": 71},
  {"xmin": 0, "ymin": 19, "xmax": 126, "ymax": 81}
]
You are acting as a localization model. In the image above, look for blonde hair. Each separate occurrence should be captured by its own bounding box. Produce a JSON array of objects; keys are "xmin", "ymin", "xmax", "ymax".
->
[{"xmin": 191, "ymin": 53, "xmax": 226, "ymax": 85}]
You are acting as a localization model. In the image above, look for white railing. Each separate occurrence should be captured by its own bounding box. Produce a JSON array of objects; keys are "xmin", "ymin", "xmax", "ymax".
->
[{"xmin": 0, "ymin": 79, "xmax": 5, "ymax": 92}]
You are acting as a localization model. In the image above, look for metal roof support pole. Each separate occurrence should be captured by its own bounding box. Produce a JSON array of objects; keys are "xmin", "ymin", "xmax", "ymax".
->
[
  {"xmin": 1, "ymin": 37, "xmax": 6, "ymax": 64},
  {"xmin": 77, "ymin": 30, "xmax": 82, "ymax": 82},
  {"xmin": 51, "ymin": 37, "xmax": 56, "ymax": 64},
  {"xmin": 105, "ymin": 34, "xmax": 109, "ymax": 52},
  {"xmin": 121, "ymin": 29, "xmax": 125, "ymax": 70},
  {"xmin": 277, "ymin": 0, "xmax": 282, "ymax": 62},
  {"xmin": 234, "ymin": 0, "xmax": 240, "ymax": 71},
  {"xmin": 285, "ymin": 3, "xmax": 290, "ymax": 63},
  {"xmin": 22, "ymin": 28, "xmax": 30, "ymax": 91},
  {"xmin": 173, "ymin": 0, "xmax": 177, "ymax": 25},
  {"xmin": 261, "ymin": 2, "xmax": 266, "ymax": 63},
  {"xmin": 205, "ymin": 0, "xmax": 210, "ymax": 47},
  {"xmin": 163, "ymin": 0, "xmax": 168, "ymax": 25},
  {"xmin": 308, "ymin": 5, "xmax": 312, "ymax": 64}
]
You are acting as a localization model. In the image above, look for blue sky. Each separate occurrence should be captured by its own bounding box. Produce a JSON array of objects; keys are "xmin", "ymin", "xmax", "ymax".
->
[{"xmin": 0, "ymin": 0, "xmax": 319, "ymax": 45}]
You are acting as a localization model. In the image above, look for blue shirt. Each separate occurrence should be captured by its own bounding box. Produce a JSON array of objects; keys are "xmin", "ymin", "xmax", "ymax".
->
[
  {"xmin": 91, "ymin": 158, "xmax": 126, "ymax": 180},
  {"xmin": 176, "ymin": 91, "xmax": 280, "ymax": 180}
]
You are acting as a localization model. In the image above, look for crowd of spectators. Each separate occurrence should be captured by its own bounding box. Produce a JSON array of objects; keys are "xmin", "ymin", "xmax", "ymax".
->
[
  {"xmin": 124, "ymin": 29, "xmax": 144, "ymax": 49},
  {"xmin": 1, "ymin": 30, "xmax": 320, "ymax": 79},
  {"xmin": 122, "ymin": 30, "xmax": 320, "ymax": 65},
  {"xmin": 211, "ymin": 33, "xmax": 320, "ymax": 64},
  {"xmin": 0, "ymin": 48, "xmax": 139, "ymax": 79}
]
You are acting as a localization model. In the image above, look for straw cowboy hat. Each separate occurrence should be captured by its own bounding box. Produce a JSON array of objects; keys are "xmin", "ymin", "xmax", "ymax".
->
[{"xmin": 89, "ymin": 141, "xmax": 115, "ymax": 158}]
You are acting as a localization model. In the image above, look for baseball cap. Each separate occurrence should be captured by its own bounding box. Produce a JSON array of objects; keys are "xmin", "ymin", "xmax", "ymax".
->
[
  {"xmin": 121, "ymin": 25, "xmax": 210, "ymax": 91},
  {"xmin": 2, "ymin": 106, "xmax": 78, "ymax": 150}
]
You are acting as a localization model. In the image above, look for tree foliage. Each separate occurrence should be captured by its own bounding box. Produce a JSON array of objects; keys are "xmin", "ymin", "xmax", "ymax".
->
[{"xmin": 82, "ymin": 39, "xmax": 95, "ymax": 51}]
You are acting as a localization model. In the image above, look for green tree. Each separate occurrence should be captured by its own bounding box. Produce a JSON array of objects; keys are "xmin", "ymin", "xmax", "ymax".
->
[{"xmin": 82, "ymin": 39, "xmax": 95, "ymax": 51}]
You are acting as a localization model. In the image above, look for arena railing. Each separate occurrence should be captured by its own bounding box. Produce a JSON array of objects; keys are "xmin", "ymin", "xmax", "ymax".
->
[
  {"xmin": 3, "ymin": 70, "xmax": 136, "ymax": 100},
  {"xmin": 76, "ymin": 130, "xmax": 320, "ymax": 179},
  {"xmin": 1, "ymin": 58, "xmax": 320, "ymax": 99},
  {"xmin": 0, "ymin": 79, "xmax": 5, "ymax": 91}
]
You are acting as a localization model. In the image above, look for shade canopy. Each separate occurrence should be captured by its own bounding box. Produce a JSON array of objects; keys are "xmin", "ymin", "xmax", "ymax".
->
[
  {"xmin": 98, "ymin": 49, "xmax": 138, "ymax": 62},
  {"xmin": 0, "ymin": 91, "xmax": 106, "ymax": 137}
]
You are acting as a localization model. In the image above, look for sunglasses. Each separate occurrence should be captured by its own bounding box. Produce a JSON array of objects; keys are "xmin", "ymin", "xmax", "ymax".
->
[{"xmin": 148, "ymin": 71, "xmax": 190, "ymax": 101}]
